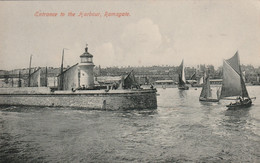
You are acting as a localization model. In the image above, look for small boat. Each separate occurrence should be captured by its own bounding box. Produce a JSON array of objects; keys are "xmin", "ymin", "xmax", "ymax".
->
[
  {"xmin": 199, "ymin": 70, "xmax": 219, "ymax": 102},
  {"xmin": 178, "ymin": 60, "xmax": 189, "ymax": 90},
  {"xmin": 191, "ymin": 76, "xmax": 203, "ymax": 87},
  {"xmin": 226, "ymin": 98, "xmax": 252, "ymax": 109},
  {"xmin": 190, "ymin": 70, "xmax": 203, "ymax": 87},
  {"xmin": 220, "ymin": 51, "xmax": 254, "ymax": 109}
]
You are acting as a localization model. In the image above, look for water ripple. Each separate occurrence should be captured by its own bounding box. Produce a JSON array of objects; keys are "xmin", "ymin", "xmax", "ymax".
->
[{"xmin": 0, "ymin": 86, "xmax": 259, "ymax": 162}]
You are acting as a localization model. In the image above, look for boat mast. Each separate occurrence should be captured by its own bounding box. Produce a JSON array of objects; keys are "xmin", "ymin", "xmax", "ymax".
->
[
  {"xmin": 18, "ymin": 71, "xmax": 22, "ymax": 87},
  {"xmin": 11, "ymin": 70, "xmax": 14, "ymax": 87},
  {"xmin": 28, "ymin": 55, "xmax": 32, "ymax": 87},
  {"xmin": 59, "ymin": 48, "xmax": 69, "ymax": 90},
  {"xmin": 59, "ymin": 49, "xmax": 64, "ymax": 90},
  {"xmin": 45, "ymin": 66, "xmax": 48, "ymax": 87}
]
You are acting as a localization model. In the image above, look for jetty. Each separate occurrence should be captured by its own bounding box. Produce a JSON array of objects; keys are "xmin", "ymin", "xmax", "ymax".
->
[{"xmin": 0, "ymin": 45, "xmax": 157, "ymax": 110}]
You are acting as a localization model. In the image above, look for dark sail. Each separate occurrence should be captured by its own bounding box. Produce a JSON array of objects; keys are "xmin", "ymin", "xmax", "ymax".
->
[
  {"xmin": 178, "ymin": 60, "xmax": 186, "ymax": 86},
  {"xmin": 200, "ymin": 71, "xmax": 211, "ymax": 99},
  {"xmin": 240, "ymin": 65, "xmax": 249, "ymax": 98},
  {"xmin": 220, "ymin": 52, "xmax": 249, "ymax": 98},
  {"xmin": 123, "ymin": 70, "xmax": 140, "ymax": 89}
]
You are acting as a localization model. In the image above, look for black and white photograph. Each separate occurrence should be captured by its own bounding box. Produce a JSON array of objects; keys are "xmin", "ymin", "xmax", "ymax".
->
[{"xmin": 0, "ymin": 0, "xmax": 259, "ymax": 162}]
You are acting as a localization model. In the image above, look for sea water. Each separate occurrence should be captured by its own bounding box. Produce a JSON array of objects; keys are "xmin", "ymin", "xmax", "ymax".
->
[{"xmin": 0, "ymin": 86, "xmax": 259, "ymax": 162}]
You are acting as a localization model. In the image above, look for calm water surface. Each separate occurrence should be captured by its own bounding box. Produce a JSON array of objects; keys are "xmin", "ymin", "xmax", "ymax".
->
[{"xmin": 1, "ymin": 86, "xmax": 260, "ymax": 162}]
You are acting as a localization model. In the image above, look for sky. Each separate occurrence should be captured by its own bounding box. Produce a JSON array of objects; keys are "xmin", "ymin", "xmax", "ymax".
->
[{"xmin": 0, "ymin": 0, "xmax": 260, "ymax": 70}]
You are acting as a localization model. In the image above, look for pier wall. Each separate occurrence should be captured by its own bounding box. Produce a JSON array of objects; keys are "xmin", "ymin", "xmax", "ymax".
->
[
  {"xmin": 0, "ymin": 87, "xmax": 51, "ymax": 94},
  {"xmin": 0, "ymin": 89, "xmax": 157, "ymax": 110}
]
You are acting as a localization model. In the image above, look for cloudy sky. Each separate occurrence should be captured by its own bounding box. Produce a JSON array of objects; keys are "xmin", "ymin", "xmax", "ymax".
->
[{"xmin": 0, "ymin": 0, "xmax": 260, "ymax": 70}]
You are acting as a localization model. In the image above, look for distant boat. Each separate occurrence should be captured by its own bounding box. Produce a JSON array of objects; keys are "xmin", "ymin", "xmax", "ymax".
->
[
  {"xmin": 220, "ymin": 52, "xmax": 254, "ymax": 109},
  {"xmin": 178, "ymin": 60, "xmax": 189, "ymax": 90},
  {"xmin": 199, "ymin": 70, "xmax": 219, "ymax": 102},
  {"xmin": 191, "ymin": 76, "xmax": 203, "ymax": 87},
  {"xmin": 190, "ymin": 70, "xmax": 203, "ymax": 87}
]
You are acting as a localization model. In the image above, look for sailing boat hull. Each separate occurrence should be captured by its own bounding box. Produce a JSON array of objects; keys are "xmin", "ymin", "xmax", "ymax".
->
[
  {"xmin": 226, "ymin": 99, "xmax": 252, "ymax": 109},
  {"xmin": 199, "ymin": 97, "xmax": 219, "ymax": 102}
]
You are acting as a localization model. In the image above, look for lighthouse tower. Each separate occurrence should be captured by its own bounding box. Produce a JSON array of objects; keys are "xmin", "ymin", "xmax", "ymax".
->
[{"xmin": 79, "ymin": 44, "xmax": 95, "ymax": 89}]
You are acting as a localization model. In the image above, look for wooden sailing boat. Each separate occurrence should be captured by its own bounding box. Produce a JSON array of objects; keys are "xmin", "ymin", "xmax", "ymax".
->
[
  {"xmin": 178, "ymin": 60, "xmax": 189, "ymax": 90},
  {"xmin": 190, "ymin": 69, "xmax": 203, "ymax": 87},
  {"xmin": 199, "ymin": 69, "xmax": 219, "ymax": 102},
  {"xmin": 220, "ymin": 52, "xmax": 253, "ymax": 109},
  {"xmin": 191, "ymin": 76, "xmax": 203, "ymax": 87},
  {"xmin": 122, "ymin": 70, "xmax": 140, "ymax": 89}
]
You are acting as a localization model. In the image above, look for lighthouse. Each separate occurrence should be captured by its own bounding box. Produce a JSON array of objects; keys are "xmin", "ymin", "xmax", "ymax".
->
[{"xmin": 78, "ymin": 44, "xmax": 95, "ymax": 89}]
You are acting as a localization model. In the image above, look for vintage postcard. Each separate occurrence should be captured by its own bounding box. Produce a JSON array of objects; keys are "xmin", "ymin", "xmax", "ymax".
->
[{"xmin": 0, "ymin": 0, "xmax": 259, "ymax": 162}]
